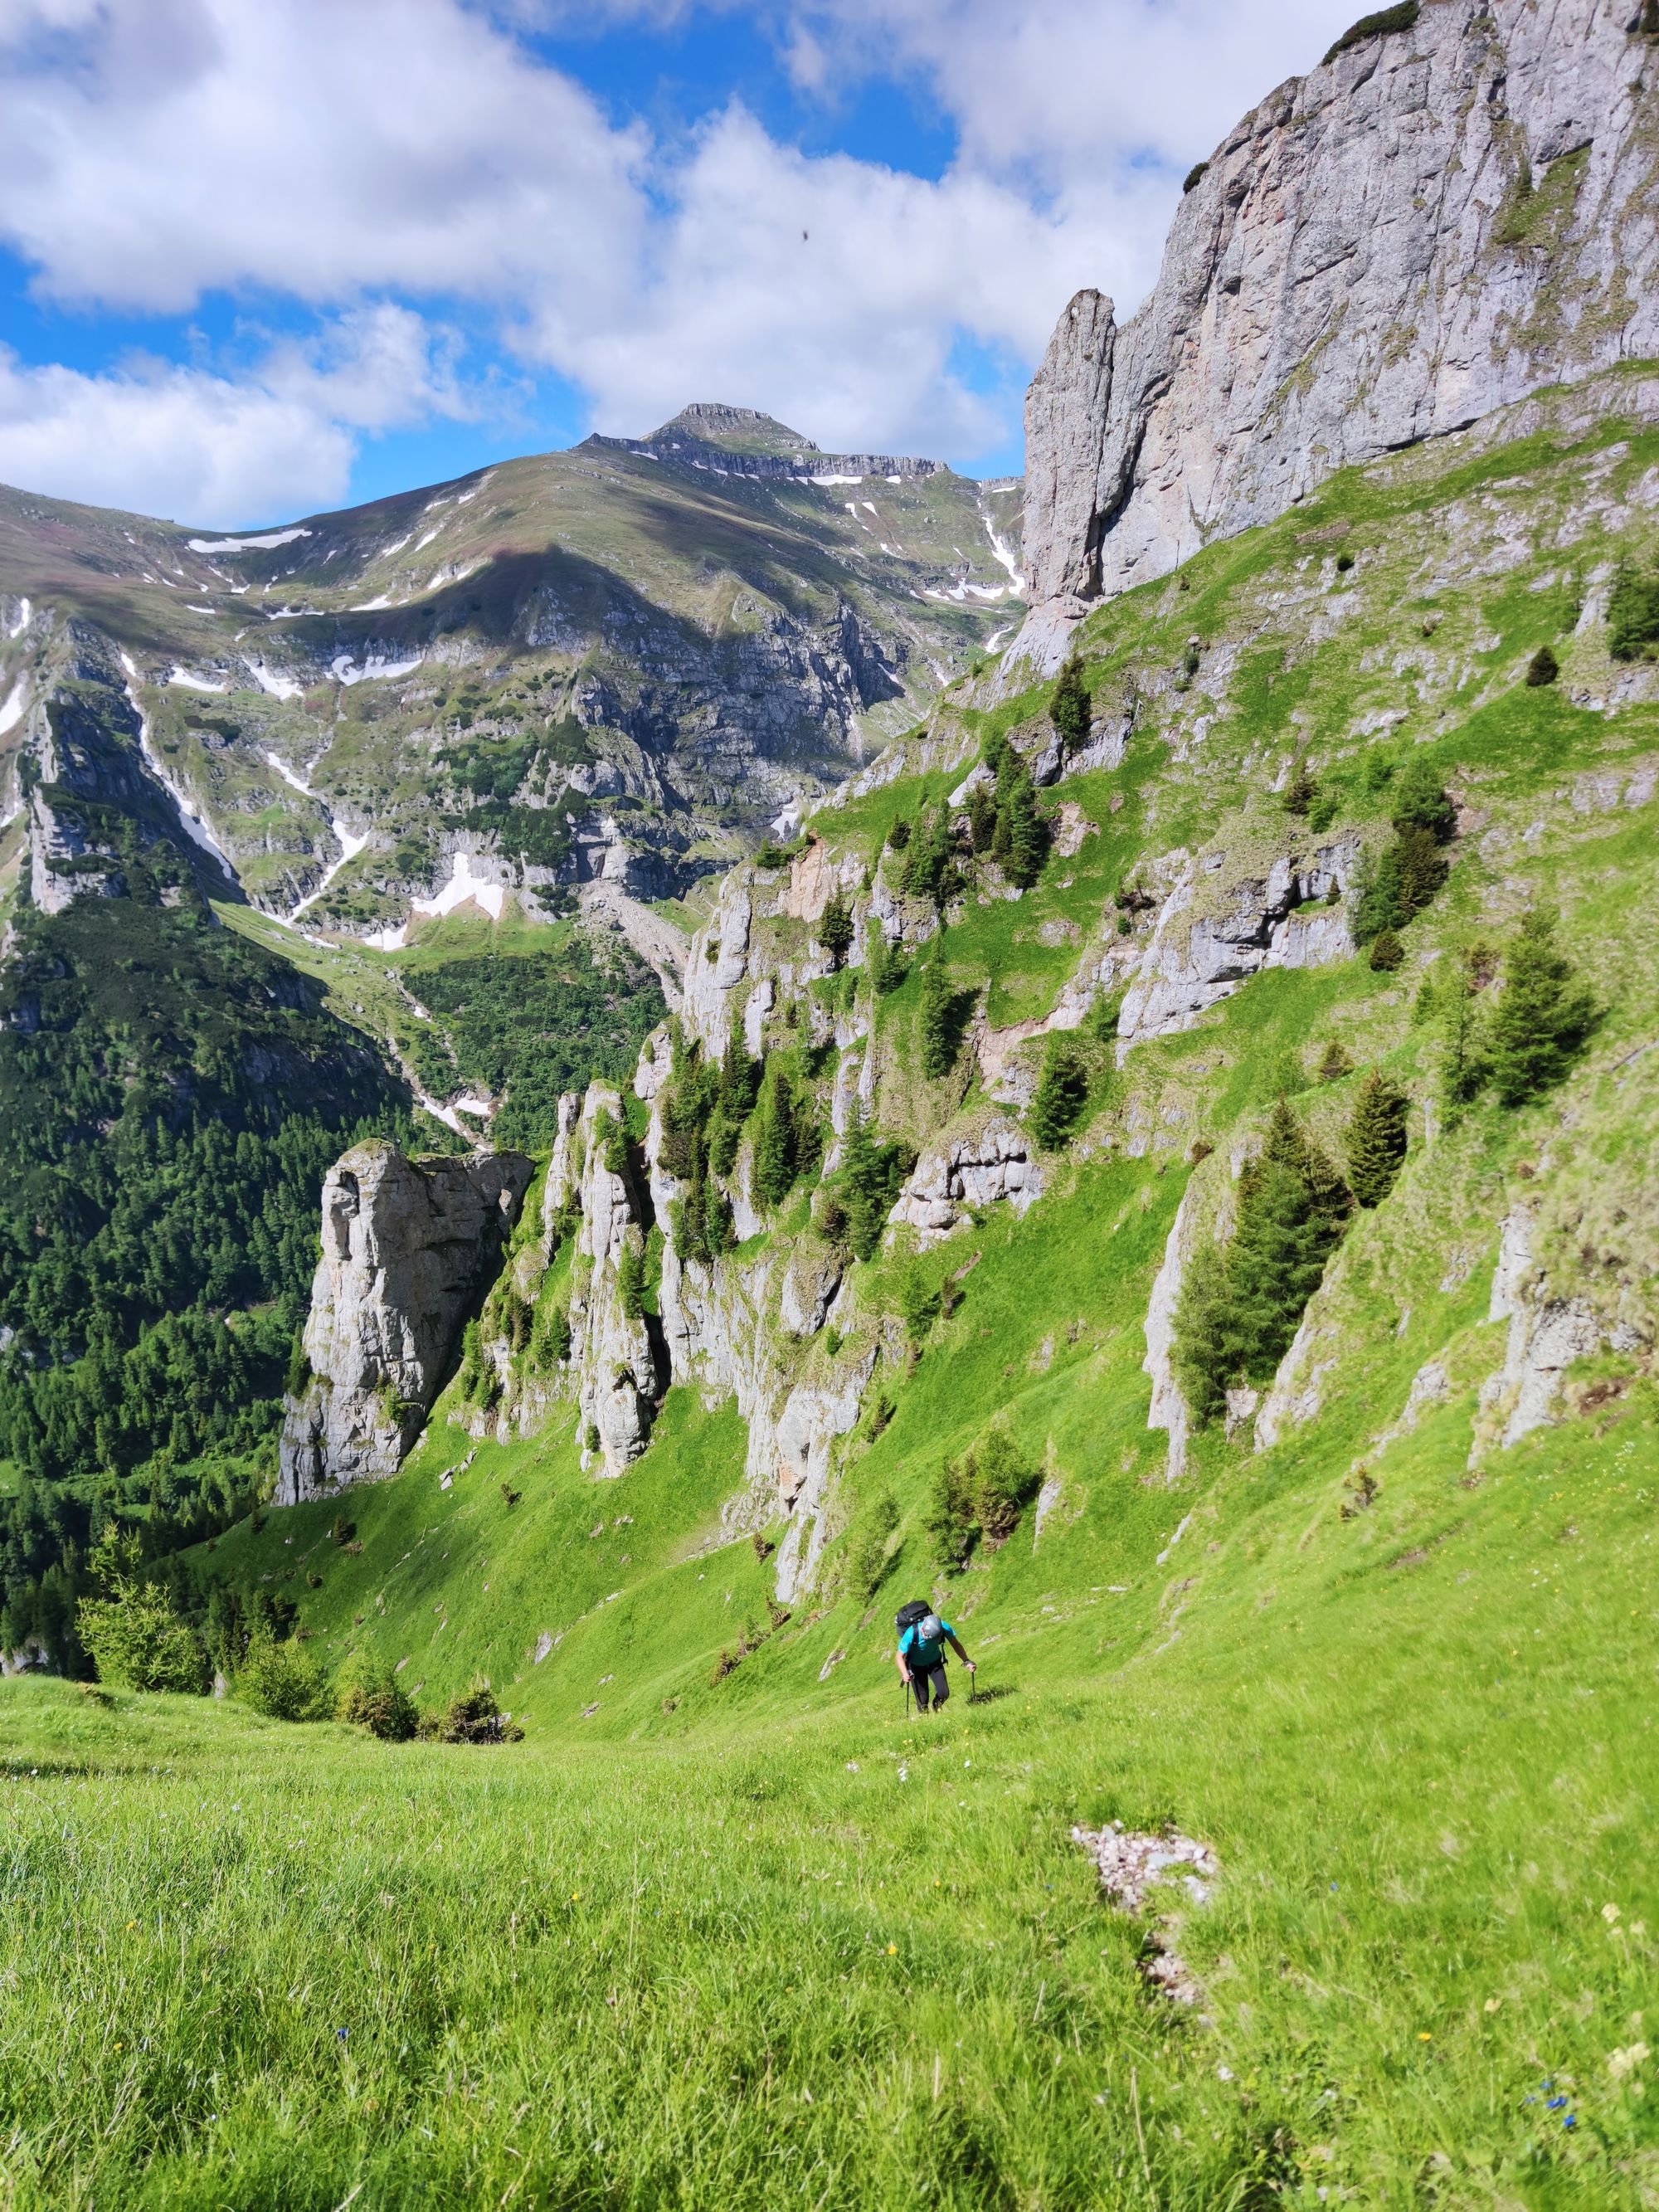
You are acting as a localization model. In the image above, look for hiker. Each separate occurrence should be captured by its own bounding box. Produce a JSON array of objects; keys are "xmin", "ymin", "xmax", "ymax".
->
[{"xmin": 893, "ymin": 1605, "xmax": 974, "ymax": 1713}]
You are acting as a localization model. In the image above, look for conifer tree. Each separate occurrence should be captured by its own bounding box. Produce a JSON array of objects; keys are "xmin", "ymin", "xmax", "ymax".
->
[
  {"xmin": 1171, "ymin": 1238, "xmax": 1233, "ymax": 1430},
  {"xmin": 1525, "ymin": 643, "xmax": 1559, "ymax": 686},
  {"xmin": 1000, "ymin": 770, "xmax": 1048, "ymax": 889},
  {"xmin": 1345, "ymin": 1069, "xmax": 1408, "ymax": 1206},
  {"xmin": 1488, "ymin": 907, "xmax": 1596, "ymax": 1107},
  {"xmin": 1438, "ymin": 962, "xmax": 1489, "ymax": 1116},
  {"xmin": 1049, "ymin": 656, "xmax": 1091, "ymax": 755},
  {"xmin": 1369, "ymin": 926, "xmax": 1404, "ymax": 972},
  {"xmin": 918, "ymin": 955, "xmax": 957, "ymax": 1079},
  {"xmin": 1316, "ymin": 1039, "xmax": 1353, "ymax": 1082},
  {"xmin": 753, "ymin": 1065, "xmax": 797, "ymax": 1206},
  {"xmin": 719, "ymin": 1014, "xmax": 759, "ymax": 1120},
  {"xmin": 1282, "ymin": 758, "xmax": 1317, "ymax": 816},
  {"xmin": 839, "ymin": 1099, "xmax": 889, "ymax": 1261},
  {"xmin": 1028, "ymin": 1034, "xmax": 1091, "ymax": 1150},
  {"xmin": 1390, "ymin": 754, "xmax": 1457, "ymax": 844},
  {"xmin": 818, "ymin": 893, "xmax": 854, "ymax": 972}
]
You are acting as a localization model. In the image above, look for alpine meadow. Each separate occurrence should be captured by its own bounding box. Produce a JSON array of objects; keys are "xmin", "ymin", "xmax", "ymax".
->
[{"xmin": 3, "ymin": 2, "xmax": 1659, "ymax": 2206}]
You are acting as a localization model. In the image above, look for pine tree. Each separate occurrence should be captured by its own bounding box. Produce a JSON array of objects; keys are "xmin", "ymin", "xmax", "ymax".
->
[
  {"xmin": 1028, "ymin": 1034, "xmax": 1091, "ymax": 1150},
  {"xmin": 1369, "ymin": 927, "xmax": 1404, "ymax": 972},
  {"xmin": 1345, "ymin": 1069, "xmax": 1408, "ymax": 1206},
  {"xmin": 752, "ymin": 1065, "xmax": 797, "ymax": 1207},
  {"xmin": 1171, "ymin": 1239, "xmax": 1234, "ymax": 1429},
  {"xmin": 967, "ymin": 782, "xmax": 997, "ymax": 854},
  {"xmin": 1438, "ymin": 964, "xmax": 1489, "ymax": 1116},
  {"xmin": 616, "ymin": 1237, "xmax": 645, "ymax": 1321},
  {"xmin": 1049, "ymin": 657, "xmax": 1091, "ymax": 755},
  {"xmin": 1488, "ymin": 907, "xmax": 1596, "ymax": 1107},
  {"xmin": 719, "ymin": 1015, "xmax": 759, "ymax": 1119},
  {"xmin": 917, "ymin": 956, "xmax": 957, "ymax": 1079},
  {"xmin": 1282, "ymin": 758, "xmax": 1317, "ymax": 816},
  {"xmin": 1525, "ymin": 643, "xmax": 1559, "ymax": 686},
  {"xmin": 1001, "ymin": 772, "xmax": 1048, "ymax": 889},
  {"xmin": 1391, "ymin": 755, "xmax": 1457, "ymax": 843},
  {"xmin": 818, "ymin": 894, "xmax": 854, "ymax": 972},
  {"xmin": 1316, "ymin": 1039, "xmax": 1353, "ymax": 1082}
]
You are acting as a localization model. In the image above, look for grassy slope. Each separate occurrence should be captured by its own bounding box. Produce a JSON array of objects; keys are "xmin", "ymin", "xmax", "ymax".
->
[{"xmin": 5, "ymin": 386, "xmax": 1659, "ymax": 2206}]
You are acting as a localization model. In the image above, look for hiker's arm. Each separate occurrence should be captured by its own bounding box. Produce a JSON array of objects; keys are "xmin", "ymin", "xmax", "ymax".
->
[
  {"xmin": 894, "ymin": 1645, "xmax": 912, "ymax": 1681},
  {"xmin": 946, "ymin": 1632, "xmax": 975, "ymax": 1671}
]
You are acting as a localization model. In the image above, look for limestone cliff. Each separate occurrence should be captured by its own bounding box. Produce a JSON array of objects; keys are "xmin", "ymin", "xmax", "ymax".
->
[
  {"xmin": 278, "ymin": 1142, "xmax": 532, "ymax": 1504},
  {"xmin": 1018, "ymin": 0, "xmax": 1659, "ymax": 664}
]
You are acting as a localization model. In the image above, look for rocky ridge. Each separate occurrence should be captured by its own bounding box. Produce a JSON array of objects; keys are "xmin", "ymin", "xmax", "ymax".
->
[{"xmin": 1017, "ymin": 0, "xmax": 1659, "ymax": 668}]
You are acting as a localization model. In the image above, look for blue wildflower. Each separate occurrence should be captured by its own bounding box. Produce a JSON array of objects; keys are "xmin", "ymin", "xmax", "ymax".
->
[
  {"xmin": 1563, "ymin": 2114, "xmax": 1577, "ymax": 2130},
  {"xmin": 1546, "ymin": 2096, "xmax": 1567, "ymax": 2111}
]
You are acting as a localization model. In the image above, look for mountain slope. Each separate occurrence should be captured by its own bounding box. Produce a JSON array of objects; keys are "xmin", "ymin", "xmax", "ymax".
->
[{"xmin": 0, "ymin": 408, "xmax": 1021, "ymax": 933}]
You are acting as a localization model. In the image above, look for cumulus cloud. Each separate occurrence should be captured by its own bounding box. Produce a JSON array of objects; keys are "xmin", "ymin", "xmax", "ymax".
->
[
  {"xmin": 0, "ymin": 0, "xmax": 1361, "ymax": 515},
  {"xmin": 0, "ymin": 306, "xmax": 476, "ymax": 524}
]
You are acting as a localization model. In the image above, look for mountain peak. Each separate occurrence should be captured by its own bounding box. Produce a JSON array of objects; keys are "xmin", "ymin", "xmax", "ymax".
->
[{"xmin": 647, "ymin": 404, "xmax": 817, "ymax": 457}]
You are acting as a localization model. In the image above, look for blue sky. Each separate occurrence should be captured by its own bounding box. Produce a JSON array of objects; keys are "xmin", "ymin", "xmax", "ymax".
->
[{"xmin": 0, "ymin": 0, "xmax": 1357, "ymax": 525}]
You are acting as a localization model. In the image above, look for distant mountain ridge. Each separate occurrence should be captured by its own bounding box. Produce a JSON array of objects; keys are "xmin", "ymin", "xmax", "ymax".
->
[{"xmin": 591, "ymin": 402, "xmax": 947, "ymax": 485}]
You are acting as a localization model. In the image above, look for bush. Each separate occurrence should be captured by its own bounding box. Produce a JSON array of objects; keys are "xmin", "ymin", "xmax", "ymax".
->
[
  {"xmin": 1282, "ymin": 759, "xmax": 1317, "ymax": 816},
  {"xmin": 335, "ymin": 1652, "xmax": 418, "ymax": 1741},
  {"xmin": 77, "ymin": 1577, "xmax": 206, "ymax": 1694},
  {"xmin": 898, "ymin": 1263, "xmax": 941, "ymax": 1347},
  {"xmin": 926, "ymin": 1456, "xmax": 978, "ymax": 1571},
  {"xmin": 236, "ymin": 1634, "xmax": 332, "ymax": 1722},
  {"xmin": 1323, "ymin": 1, "xmax": 1418, "ymax": 65},
  {"xmin": 1369, "ymin": 927, "xmax": 1404, "ymax": 972},
  {"xmin": 1390, "ymin": 756, "xmax": 1457, "ymax": 844},
  {"xmin": 1182, "ymin": 161, "xmax": 1209, "ymax": 194},
  {"xmin": 616, "ymin": 1235, "xmax": 646, "ymax": 1321},
  {"xmin": 926, "ymin": 1430, "xmax": 1039, "ymax": 1568},
  {"xmin": 1526, "ymin": 644, "xmax": 1559, "ymax": 687},
  {"xmin": 419, "ymin": 1683, "xmax": 524, "ymax": 1744}
]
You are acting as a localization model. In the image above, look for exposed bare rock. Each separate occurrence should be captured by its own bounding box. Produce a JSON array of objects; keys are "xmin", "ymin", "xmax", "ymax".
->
[
  {"xmin": 569, "ymin": 1088, "xmax": 664, "ymax": 1474},
  {"xmin": 1072, "ymin": 1821, "xmax": 1219, "ymax": 2006},
  {"xmin": 277, "ymin": 1142, "xmax": 532, "ymax": 1503},
  {"xmin": 1015, "ymin": 0, "xmax": 1659, "ymax": 657},
  {"xmin": 1117, "ymin": 835, "xmax": 1359, "ymax": 1049},
  {"xmin": 1143, "ymin": 1190, "xmax": 1197, "ymax": 1483},
  {"xmin": 1472, "ymin": 1207, "xmax": 1604, "ymax": 1458},
  {"xmin": 887, "ymin": 1121, "xmax": 1042, "ymax": 1246}
]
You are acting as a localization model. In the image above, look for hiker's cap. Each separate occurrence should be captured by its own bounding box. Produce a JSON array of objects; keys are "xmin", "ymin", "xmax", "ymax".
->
[{"xmin": 920, "ymin": 1614, "xmax": 943, "ymax": 1642}]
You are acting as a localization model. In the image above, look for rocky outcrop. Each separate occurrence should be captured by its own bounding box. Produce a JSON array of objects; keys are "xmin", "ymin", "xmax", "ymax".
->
[
  {"xmin": 1472, "ymin": 1206, "xmax": 1603, "ymax": 1458},
  {"xmin": 567, "ymin": 1089, "xmax": 667, "ymax": 1474},
  {"xmin": 1143, "ymin": 1191, "xmax": 1197, "ymax": 1484},
  {"xmin": 277, "ymin": 1142, "xmax": 532, "ymax": 1503},
  {"xmin": 1017, "ymin": 0, "xmax": 1659, "ymax": 660},
  {"xmin": 888, "ymin": 1122, "xmax": 1043, "ymax": 1247},
  {"xmin": 1117, "ymin": 835, "xmax": 1358, "ymax": 1049}
]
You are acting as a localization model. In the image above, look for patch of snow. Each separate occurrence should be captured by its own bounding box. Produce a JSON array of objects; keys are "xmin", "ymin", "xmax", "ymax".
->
[
  {"xmin": 186, "ymin": 603, "xmax": 216, "ymax": 614},
  {"xmin": 349, "ymin": 595, "xmax": 395, "ymax": 611},
  {"xmin": 413, "ymin": 527, "xmax": 442, "ymax": 552},
  {"xmin": 363, "ymin": 921, "xmax": 408, "ymax": 951},
  {"xmin": 411, "ymin": 850, "xmax": 505, "ymax": 922},
  {"xmin": 186, "ymin": 527, "xmax": 313, "ymax": 553},
  {"xmin": 329, "ymin": 650, "xmax": 423, "ymax": 687},
  {"xmin": 261, "ymin": 748, "xmax": 314, "ymax": 797},
  {"xmin": 0, "ymin": 677, "xmax": 27, "ymax": 735},
  {"xmin": 243, "ymin": 658, "xmax": 303, "ymax": 700},
  {"xmin": 862, "ymin": 500, "xmax": 878, "ymax": 515},
  {"xmin": 7, "ymin": 597, "xmax": 31, "ymax": 638},
  {"xmin": 166, "ymin": 666, "xmax": 226, "ymax": 693},
  {"xmin": 811, "ymin": 473, "xmax": 864, "ymax": 485}
]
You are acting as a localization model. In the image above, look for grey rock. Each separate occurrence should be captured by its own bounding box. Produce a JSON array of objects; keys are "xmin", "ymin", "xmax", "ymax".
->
[
  {"xmin": 888, "ymin": 1121, "xmax": 1042, "ymax": 1246},
  {"xmin": 278, "ymin": 1141, "xmax": 532, "ymax": 1503},
  {"xmin": 1018, "ymin": 0, "xmax": 1659, "ymax": 654}
]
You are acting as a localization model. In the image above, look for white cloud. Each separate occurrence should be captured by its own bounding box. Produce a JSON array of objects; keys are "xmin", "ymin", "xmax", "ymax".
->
[
  {"xmin": 0, "ymin": 0, "xmax": 1364, "ymax": 512},
  {"xmin": 0, "ymin": 307, "xmax": 474, "ymax": 524}
]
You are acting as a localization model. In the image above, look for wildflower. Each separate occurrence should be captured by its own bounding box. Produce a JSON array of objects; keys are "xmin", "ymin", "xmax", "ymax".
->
[
  {"xmin": 1603, "ymin": 1903, "xmax": 1622, "ymax": 1925},
  {"xmin": 844, "ymin": 1761, "xmax": 859, "ymax": 1772},
  {"xmin": 1563, "ymin": 2114, "xmax": 1578, "ymax": 2130},
  {"xmin": 1484, "ymin": 1997, "xmax": 1502, "ymax": 2013},
  {"xmin": 887, "ymin": 1943, "xmax": 898, "ymax": 1955},
  {"xmin": 337, "ymin": 2028, "xmax": 348, "ymax": 2042},
  {"xmin": 1608, "ymin": 2043, "xmax": 1651, "ymax": 2080},
  {"xmin": 1546, "ymin": 2095, "xmax": 1567, "ymax": 2110},
  {"xmin": 1418, "ymin": 2032, "xmax": 1433, "ymax": 2043}
]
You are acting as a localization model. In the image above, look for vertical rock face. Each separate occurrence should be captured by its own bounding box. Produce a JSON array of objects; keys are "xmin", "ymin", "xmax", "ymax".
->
[
  {"xmin": 1017, "ymin": 0, "xmax": 1659, "ymax": 657},
  {"xmin": 567, "ymin": 1088, "xmax": 666, "ymax": 1474},
  {"xmin": 277, "ymin": 1141, "xmax": 532, "ymax": 1504}
]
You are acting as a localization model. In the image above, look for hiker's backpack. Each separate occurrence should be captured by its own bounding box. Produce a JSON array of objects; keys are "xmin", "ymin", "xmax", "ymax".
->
[{"xmin": 895, "ymin": 1600, "xmax": 931, "ymax": 1640}]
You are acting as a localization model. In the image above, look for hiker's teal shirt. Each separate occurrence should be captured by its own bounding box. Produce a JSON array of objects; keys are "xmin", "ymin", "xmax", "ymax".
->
[{"xmin": 898, "ymin": 1620, "xmax": 955, "ymax": 1668}]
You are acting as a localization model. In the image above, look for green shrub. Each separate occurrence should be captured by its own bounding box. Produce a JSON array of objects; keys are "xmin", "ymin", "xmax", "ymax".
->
[
  {"xmin": 1335, "ymin": 551, "xmax": 1355, "ymax": 573},
  {"xmin": 1282, "ymin": 759, "xmax": 1317, "ymax": 816},
  {"xmin": 617, "ymin": 1236, "xmax": 646, "ymax": 1321},
  {"xmin": 335, "ymin": 1652, "xmax": 418, "ymax": 1741},
  {"xmin": 1182, "ymin": 161, "xmax": 1209, "ymax": 194},
  {"xmin": 1323, "ymin": 1, "xmax": 1418, "ymax": 65},
  {"xmin": 1525, "ymin": 644, "xmax": 1559, "ymax": 687},
  {"xmin": 926, "ymin": 1456, "xmax": 978, "ymax": 1571},
  {"xmin": 1369, "ymin": 928, "xmax": 1404, "ymax": 972},
  {"xmin": 970, "ymin": 1429, "xmax": 1039, "ymax": 1542},
  {"xmin": 76, "ymin": 1541, "xmax": 207, "ymax": 1695},
  {"xmin": 418, "ymin": 1683, "xmax": 524, "ymax": 1745},
  {"xmin": 236, "ymin": 1634, "xmax": 332, "ymax": 1722},
  {"xmin": 898, "ymin": 1263, "xmax": 941, "ymax": 1348}
]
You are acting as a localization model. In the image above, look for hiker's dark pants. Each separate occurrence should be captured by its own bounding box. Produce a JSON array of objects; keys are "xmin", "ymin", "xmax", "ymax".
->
[{"xmin": 909, "ymin": 1663, "xmax": 949, "ymax": 1711}]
